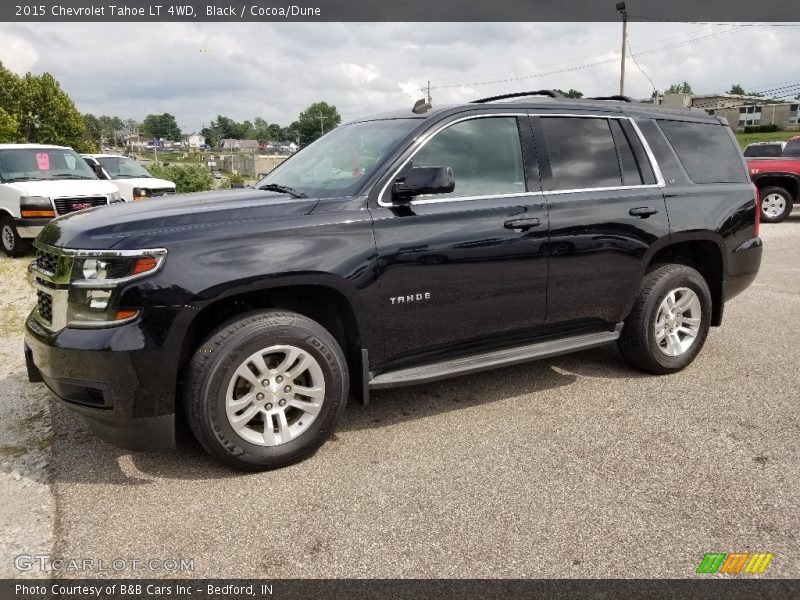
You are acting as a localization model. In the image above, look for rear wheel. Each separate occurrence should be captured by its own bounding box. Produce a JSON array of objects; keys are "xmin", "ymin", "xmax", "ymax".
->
[
  {"xmin": 1, "ymin": 216, "xmax": 32, "ymax": 258},
  {"xmin": 618, "ymin": 264, "xmax": 712, "ymax": 375},
  {"xmin": 184, "ymin": 310, "xmax": 348, "ymax": 470},
  {"xmin": 759, "ymin": 186, "xmax": 793, "ymax": 223}
]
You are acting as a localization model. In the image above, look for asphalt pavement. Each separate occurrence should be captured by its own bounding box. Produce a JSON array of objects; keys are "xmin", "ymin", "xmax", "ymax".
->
[{"xmin": 43, "ymin": 215, "xmax": 800, "ymax": 578}]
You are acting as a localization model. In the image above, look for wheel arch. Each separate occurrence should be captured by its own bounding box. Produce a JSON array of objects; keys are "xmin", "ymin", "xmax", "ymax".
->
[
  {"xmin": 752, "ymin": 172, "xmax": 800, "ymax": 201},
  {"xmin": 173, "ymin": 274, "xmax": 373, "ymax": 411},
  {"xmin": 645, "ymin": 237, "xmax": 725, "ymax": 326}
]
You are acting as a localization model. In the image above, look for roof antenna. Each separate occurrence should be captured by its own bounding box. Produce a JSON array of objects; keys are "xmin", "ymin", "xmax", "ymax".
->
[{"xmin": 413, "ymin": 80, "xmax": 433, "ymax": 114}]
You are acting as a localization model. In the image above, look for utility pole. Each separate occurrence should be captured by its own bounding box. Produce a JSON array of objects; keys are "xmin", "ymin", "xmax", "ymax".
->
[
  {"xmin": 315, "ymin": 114, "xmax": 328, "ymax": 136},
  {"xmin": 617, "ymin": 2, "xmax": 627, "ymax": 96}
]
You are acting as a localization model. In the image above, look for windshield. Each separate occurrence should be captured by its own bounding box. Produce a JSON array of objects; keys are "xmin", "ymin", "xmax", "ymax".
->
[
  {"xmin": 0, "ymin": 147, "xmax": 98, "ymax": 182},
  {"xmin": 744, "ymin": 144, "xmax": 783, "ymax": 158},
  {"xmin": 97, "ymin": 156, "xmax": 153, "ymax": 179},
  {"xmin": 783, "ymin": 140, "xmax": 800, "ymax": 157},
  {"xmin": 255, "ymin": 119, "xmax": 418, "ymax": 197}
]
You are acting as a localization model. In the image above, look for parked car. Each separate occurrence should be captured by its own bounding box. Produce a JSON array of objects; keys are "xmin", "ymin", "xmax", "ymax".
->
[
  {"xmin": 24, "ymin": 92, "xmax": 761, "ymax": 470},
  {"xmin": 746, "ymin": 136, "xmax": 800, "ymax": 222},
  {"xmin": 81, "ymin": 154, "xmax": 176, "ymax": 202},
  {"xmin": 0, "ymin": 144, "xmax": 123, "ymax": 257},
  {"xmin": 743, "ymin": 141, "xmax": 786, "ymax": 158}
]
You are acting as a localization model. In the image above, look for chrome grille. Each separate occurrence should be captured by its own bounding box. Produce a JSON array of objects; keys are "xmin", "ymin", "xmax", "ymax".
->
[
  {"xmin": 54, "ymin": 196, "xmax": 107, "ymax": 215},
  {"xmin": 35, "ymin": 248, "xmax": 58, "ymax": 274},
  {"xmin": 36, "ymin": 290, "xmax": 53, "ymax": 324}
]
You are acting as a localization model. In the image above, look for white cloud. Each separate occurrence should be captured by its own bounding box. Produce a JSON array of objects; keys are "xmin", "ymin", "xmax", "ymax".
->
[
  {"xmin": 338, "ymin": 62, "xmax": 381, "ymax": 85},
  {"xmin": 1, "ymin": 22, "xmax": 798, "ymax": 129},
  {"xmin": 0, "ymin": 32, "xmax": 38, "ymax": 73}
]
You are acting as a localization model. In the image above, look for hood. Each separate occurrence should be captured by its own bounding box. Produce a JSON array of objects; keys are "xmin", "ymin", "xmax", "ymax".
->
[
  {"xmin": 6, "ymin": 179, "xmax": 119, "ymax": 198},
  {"xmin": 37, "ymin": 188, "xmax": 319, "ymax": 250},
  {"xmin": 113, "ymin": 177, "xmax": 175, "ymax": 189}
]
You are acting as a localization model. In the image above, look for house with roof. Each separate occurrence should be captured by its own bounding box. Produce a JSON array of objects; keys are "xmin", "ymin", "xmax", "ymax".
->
[
  {"xmin": 658, "ymin": 93, "xmax": 799, "ymax": 131},
  {"xmin": 220, "ymin": 139, "xmax": 260, "ymax": 152}
]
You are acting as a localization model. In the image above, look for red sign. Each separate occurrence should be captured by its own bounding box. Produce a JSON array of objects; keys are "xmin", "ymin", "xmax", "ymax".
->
[
  {"xmin": 36, "ymin": 153, "xmax": 50, "ymax": 170},
  {"xmin": 71, "ymin": 203, "xmax": 92, "ymax": 211}
]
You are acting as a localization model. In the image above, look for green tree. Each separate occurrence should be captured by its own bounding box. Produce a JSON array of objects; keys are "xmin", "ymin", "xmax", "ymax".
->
[
  {"xmin": 664, "ymin": 81, "xmax": 694, "ymax": 95},
  {"xmin": 0, "ymin": 107, "xmax": 17, "ymax": 143},
  {"xmin": 294, "ymin": 101, "xmax": 341, "ymax": 146},
  {"xmin": 728, "ymin": 83, "xmax": 746, "ymax": 95},
  {"xmin": 146, "ymin": 163, "xmax": 213, "ymax": 193},
  {"xmin": 142, "ymin": 113, "xmax": 182, "ymax": 140},
  {"xmin": 554, "ymin": 88, "xmax": 583, "ymax": 98},
  {"xmin": 16, "ymin": 72, "xmax": 95, "ymax": 151}
]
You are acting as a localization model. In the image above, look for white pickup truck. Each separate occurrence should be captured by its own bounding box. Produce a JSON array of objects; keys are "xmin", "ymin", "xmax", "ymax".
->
[
  {"xmin": 81, "ymin": 154, "xmax": 176, "ymax": 202},
  {"xmin": 0, "ymin": 144, "xmax": 122, "ymax": 257}
]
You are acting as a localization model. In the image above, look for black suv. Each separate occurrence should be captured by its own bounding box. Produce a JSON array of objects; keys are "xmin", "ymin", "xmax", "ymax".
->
[{"xmin": 24, "ymin": 91, "xmax": 762, "ymax": 470}]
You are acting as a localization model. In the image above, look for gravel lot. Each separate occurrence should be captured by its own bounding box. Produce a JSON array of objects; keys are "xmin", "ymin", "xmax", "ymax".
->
[{"xmin": 1, "ymin": 216, "xmax": 798, "ymax": 579}]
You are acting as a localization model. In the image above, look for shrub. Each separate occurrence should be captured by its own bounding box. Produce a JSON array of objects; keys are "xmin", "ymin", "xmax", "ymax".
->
[
  {"xmin": 147, "ymin": 163, "xmax": 213, "ymax": 193},
  {"xmin": 228, "ymin": 172, "xmax": 246, "ymax": 188},
  {"xmin": 743, "ymin": 124, "xmax": 780, "ymax": 134}
]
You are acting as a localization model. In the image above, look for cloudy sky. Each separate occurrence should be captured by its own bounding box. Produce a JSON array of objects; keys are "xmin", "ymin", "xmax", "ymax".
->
[{"xmin": 1, "ymin": 21, "xmax": 799, "ymax": 131}]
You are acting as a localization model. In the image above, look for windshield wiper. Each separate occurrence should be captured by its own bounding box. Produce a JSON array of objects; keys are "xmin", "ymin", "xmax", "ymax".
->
[
  {"xmin": 258, "ymin": 183, "xmax": 307, "ymax": 198},
  {"xmin": 3, "ymin": 176, "xmax": 44, "ymax": 183},
  {"xmin": 52, "ymin": 173, "xmax": 94, "ymax": 180}
]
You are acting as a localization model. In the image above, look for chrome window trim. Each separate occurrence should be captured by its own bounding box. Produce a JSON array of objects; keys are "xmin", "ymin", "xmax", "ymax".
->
[
  {"xmin": 377, "ymin": 113, "xmax": 529, "ymax": 208},
  {"xmin": 377, "ymin": 112, "xmax": 666, "ymax": 207}
]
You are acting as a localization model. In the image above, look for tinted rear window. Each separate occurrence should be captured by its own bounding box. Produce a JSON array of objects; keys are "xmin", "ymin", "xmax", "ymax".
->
[
  {"xmin": 541, "ymin": 117, "xmax": 622, "ymax": 190},
  {"xmin": 657, "ymin": 120, "xmax": 748, "ymax": 184},
  {"xmin": 744, "ymin": 144, "xmax": 783, "ymax": 158},
  {"xmin": 784, "ymin": 140, "xmax": 800, "ymax": 157}
]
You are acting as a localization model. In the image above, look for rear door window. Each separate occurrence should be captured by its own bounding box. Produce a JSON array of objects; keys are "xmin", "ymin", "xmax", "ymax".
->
[
  {"xmin": 541, "ymin": 117, "xmax": 622, "ymax": 190},
  {"xmin": 657, "ymin": 120, "xmax": 748, "ymax": 184}
]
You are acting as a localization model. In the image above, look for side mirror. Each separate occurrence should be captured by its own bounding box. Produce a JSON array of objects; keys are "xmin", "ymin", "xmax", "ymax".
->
[
  {"xmin": 91, "ymin": 163, "xmax": 106, "ymax": 178},
  {"xmin": 392, "ymin": 166, "xmax": 454, "ymax": 201}
]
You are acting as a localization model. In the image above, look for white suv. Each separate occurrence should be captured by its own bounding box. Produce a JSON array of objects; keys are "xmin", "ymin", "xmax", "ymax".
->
[
  {"xmin": 81, "ymin": 154, "xmax": 176, "ymax": 202},
  {"xmin": 0, "ymin": 144, "xmax": 122, "ymax": 257}
]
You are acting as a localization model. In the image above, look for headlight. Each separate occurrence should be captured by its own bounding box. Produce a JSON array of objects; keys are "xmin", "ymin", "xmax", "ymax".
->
[
  {"xmin": 66, "ymin": 249, "xmax": 167, "ymax": 327},
  {"xmin": 20, "ymin": 196, "xmax": 55, "ymax": 218},
  {"xmin": 108, "ymin": 190, "xmax": 123, "ymax": 203},
  {"xmin": 132, "ymin": 187, "xmax": 151, "ymax": 201}
]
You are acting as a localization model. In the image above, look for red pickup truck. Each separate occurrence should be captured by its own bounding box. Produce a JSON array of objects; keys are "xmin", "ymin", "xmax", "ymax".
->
[{"xmin": 746, "ymin": 136, "xmax": 800, "ymax": 222}]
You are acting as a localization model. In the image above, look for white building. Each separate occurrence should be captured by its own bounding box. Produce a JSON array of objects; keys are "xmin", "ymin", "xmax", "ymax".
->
[{"xmin": 187, "ymin": 133, "xmax": 206, "ymax": 149}]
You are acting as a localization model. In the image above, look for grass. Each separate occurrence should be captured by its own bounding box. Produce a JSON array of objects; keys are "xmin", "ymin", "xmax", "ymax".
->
[{"xmin": 734, "ymin": 130, "xmax": 799, "ymax": 150}]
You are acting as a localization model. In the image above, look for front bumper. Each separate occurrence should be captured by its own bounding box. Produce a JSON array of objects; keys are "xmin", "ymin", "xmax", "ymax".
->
[
  {"xmin": 24, "ymin": 312, "xmax": 176, "ymax": 452},
  {"xmin": 15, "ymin": 217, "xmax": 51, "ymax": 238}
]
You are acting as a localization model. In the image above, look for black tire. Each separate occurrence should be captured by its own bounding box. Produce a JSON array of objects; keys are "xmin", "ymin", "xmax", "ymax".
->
[
  {"xmin": 759, "ymin": 186, "xmax": 794, "ymax": 223},
  {"xmin": 1, "ymin": 216, "xmax": 32, "ymax": 258},
  {"xmin": 184, "ymin": 310, "xmax": 348, "ymax": 470},
  {"xmin": 618, "ymin": 264, "xmax": 712, "ymax": 375}
]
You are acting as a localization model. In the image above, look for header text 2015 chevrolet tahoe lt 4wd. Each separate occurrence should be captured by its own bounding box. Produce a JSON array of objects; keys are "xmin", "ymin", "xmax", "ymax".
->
[{"xmin": 24, "ymin": 91, "xmax": 762, "ymax": 470}]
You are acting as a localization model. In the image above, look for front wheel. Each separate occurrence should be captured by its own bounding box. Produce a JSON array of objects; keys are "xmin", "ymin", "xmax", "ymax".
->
[
  {"xmin": 759, "ymin": 186, "xmax": 794, "ymax": 223},
  {"xmin": 184, "ymin": 310, "xmax": 349, "ymax": 470},
  {"xmin": 618, "ymin": 264, "xmax": 712, "ymax": 375},
  {"xmin": 1, "ymin": 216, "xmax": 32, "ymax": 257}
]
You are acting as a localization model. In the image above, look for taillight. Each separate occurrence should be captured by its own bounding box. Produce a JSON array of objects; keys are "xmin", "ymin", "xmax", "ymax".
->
[{"xmin": 752, "ymin": 183, "xmax": 761, "ymax": 237}]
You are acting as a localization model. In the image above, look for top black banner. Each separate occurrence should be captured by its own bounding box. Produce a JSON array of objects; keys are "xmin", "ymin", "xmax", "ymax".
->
[{"xmin": 3, "ymin": 0, "xmax": 800, "ymax": 22}]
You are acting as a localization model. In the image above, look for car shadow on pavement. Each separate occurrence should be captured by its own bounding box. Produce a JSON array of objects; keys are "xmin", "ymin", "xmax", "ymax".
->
[
  {"xmin": 42, "ymin": 344, "xmax": 648, "ymax": 484},
  {"xmin": 340, "ymin": 345, "xmax": 647, "ymax": 434}
]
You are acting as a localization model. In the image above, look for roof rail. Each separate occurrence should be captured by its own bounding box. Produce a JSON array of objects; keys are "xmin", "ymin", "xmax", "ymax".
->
[
  {"xmin": 471, "ymin": 90, "xmax": 563, "ymax": 103},
  {"xmin": 588, "ymin": 95, "xmax": 634, "ymax": 103}
]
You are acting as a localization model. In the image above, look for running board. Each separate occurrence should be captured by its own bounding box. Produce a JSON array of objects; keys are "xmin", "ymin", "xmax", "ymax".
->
[{"xmin": 369, "ymin": 325, "xmax": 622, "ymax": 390}]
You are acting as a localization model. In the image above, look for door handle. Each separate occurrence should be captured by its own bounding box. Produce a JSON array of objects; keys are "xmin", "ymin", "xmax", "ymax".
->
[
  {"xmin": 504, "ymin": 217, "xmax": 541, "ymax": 231},
  {"xmin": 629, "ymin": 207, "xmax": 659, "ymax": 218}
]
